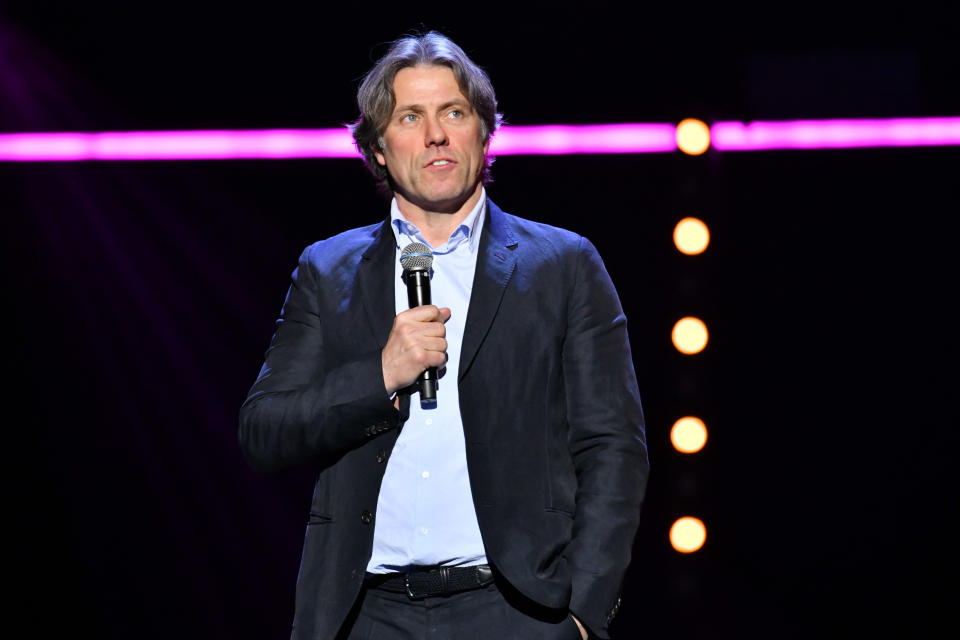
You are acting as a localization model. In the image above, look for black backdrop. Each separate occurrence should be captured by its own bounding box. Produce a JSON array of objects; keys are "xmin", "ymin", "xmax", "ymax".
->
[{"xmin": 2, "ymin": 3, "xmax": 958, "ymax": 638}]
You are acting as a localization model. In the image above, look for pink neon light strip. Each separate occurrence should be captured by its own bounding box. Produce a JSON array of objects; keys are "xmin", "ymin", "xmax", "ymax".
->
[
  {"xmin": 711, "ymin": 117, "xmax": 960, "ymax": 150},
  {"xmin": 0, "ymin": 124, "xmax": 676, "ymax": 161},
  {"xmin": 1, "ymin": 118, "xmax": 958, "ymax": 161},
  {"xmin": 493, "ymin": 124, "xmax": 677, "ymax": 155}
]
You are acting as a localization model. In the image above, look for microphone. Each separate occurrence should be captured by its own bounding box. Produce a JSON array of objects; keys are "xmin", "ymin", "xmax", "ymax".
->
[{"xmin": 399, "ymin": 242, "xmax": 438, "ymax": 408}]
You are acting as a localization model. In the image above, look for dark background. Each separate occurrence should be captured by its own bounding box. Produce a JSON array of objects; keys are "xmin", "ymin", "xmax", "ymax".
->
[{"xmin": 2, "ymin": 2, "xmax": 958, "ymax": 638}]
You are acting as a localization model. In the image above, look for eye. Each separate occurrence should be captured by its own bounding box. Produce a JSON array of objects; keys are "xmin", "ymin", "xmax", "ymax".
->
[
  {"xmin": 448, "ymin": 109, "xmax": 463, "ymax": 119},
  {"xmin": 401, "ymin": 113, "xmax": 418, "ymax": 123}
]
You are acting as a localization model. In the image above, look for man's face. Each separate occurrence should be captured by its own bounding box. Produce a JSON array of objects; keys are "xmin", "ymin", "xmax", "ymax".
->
[{"xmin": 375, "ymin": 65, "xmax": 488, "ymax": 213}]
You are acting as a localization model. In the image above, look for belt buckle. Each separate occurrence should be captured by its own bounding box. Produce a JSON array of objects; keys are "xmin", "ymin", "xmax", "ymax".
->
[{"xmin": 404, "ymin": 573, "xmax": 428, "ymax": 599}]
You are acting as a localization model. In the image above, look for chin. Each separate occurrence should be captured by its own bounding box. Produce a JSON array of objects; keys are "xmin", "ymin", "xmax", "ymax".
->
[{"xmin": 415, "ymin": 188, "xmax": 471, "ymax": 210}]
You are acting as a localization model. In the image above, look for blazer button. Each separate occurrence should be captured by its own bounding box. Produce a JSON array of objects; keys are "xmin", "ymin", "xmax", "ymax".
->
[
  {"xmin": 376, "ymin": 449, "xmax": 386, "ymax": 463},
  {"xmin": 360, "ymin": 510, "xmax": 373, "ymax": 525}
]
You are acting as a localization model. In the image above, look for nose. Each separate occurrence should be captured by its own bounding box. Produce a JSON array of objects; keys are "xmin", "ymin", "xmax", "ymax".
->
[{"xmin": 424, "ymin": 116, "xmax": 448, "ymax": 147}]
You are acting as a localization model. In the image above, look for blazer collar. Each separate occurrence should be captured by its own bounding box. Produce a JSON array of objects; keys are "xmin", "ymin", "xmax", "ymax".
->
[
  {"xmin": 459, "ymin": 199, "xmax": 518, "ymax": 382},
  {"xmin": 358, "ymin": 217, "xmax": 397, "ymax": 348},
  {"xmin": 358, "ymin": 225, "xmax": 412, "ymax": 418}
]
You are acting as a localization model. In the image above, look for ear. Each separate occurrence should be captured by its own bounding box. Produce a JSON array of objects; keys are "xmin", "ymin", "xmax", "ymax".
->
[{"xmin": 374, "ymin": 148, "xmax": 386, "ymax": 166}]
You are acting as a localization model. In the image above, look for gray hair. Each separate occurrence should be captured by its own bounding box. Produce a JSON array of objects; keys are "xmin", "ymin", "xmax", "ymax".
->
[{"xmin": 350, "ymin": 31, "xmax": 504, "ymax": 192}]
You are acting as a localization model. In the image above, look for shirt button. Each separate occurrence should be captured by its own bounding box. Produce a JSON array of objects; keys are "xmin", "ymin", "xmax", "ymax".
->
[
  {"xmin": 376, "ymin": 449, "xmax": 386, "ymax": 463},
  {"xmin": 420, "ymin": 527, "xmax": 428, "ymax": 535},
  {"xmin": 421, "ymin": 471, "xmax": 430, "ymax": 479},
  {"xmin": 360, "ymin": 510, "xmax": 373, "ymax": 525},
  {"xmin": 425, "ymin": 418, "xmax": 433, "ymax": 426}
]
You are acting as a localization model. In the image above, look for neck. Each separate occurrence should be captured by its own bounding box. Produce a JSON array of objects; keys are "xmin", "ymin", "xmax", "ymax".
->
[{"xmin": 395, "ymin": 184, "xmax": 484, "ymax": 248}]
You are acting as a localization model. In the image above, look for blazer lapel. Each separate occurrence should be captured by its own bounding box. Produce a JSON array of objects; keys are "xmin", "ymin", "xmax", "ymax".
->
[
  {"xmin": 459, "ymin": 200, "xmax": 518, "ymax": 382},
  {"xmin": 358, "ymin": 217, "xmax": 397, "ymax": 348}
]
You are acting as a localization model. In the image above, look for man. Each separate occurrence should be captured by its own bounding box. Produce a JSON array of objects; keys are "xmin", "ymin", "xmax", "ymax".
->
[{"xmin": 239, "ymin": 32, "xmax": 648, "ymax": 639}]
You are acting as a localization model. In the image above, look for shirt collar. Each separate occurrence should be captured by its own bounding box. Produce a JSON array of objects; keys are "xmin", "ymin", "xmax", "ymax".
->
[{"xmin": 390, "ymin": 187, "xmax": 486, "ymax": 255}]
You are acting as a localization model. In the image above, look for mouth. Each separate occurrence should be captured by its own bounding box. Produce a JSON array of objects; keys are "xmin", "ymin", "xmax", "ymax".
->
[{"xmin": 425, "ymin": 158, "xmax": 455, "ymax": 168}]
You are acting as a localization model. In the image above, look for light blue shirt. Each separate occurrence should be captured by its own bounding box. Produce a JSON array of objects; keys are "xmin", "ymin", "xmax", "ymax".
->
[{"xmin": 367, "ymin": 189, "xmax": 489, "ymax": 573}]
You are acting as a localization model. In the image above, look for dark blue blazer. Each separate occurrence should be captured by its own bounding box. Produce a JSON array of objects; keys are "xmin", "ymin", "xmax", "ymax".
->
[{"xmin": 239, "ymin": 201, "xmax": 648, "ymax": 639}]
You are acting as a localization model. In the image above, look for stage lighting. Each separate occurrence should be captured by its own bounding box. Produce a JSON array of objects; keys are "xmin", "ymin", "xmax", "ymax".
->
[
  {"xmin": 671, "ymin": 417, "xmax": 707, "ymax": 453},
  {"xmin": 673, "ymin": 217, "xmax": 710, "ymax": 255},
  {"xmin": 676, "ymin": 118, "xmax": 710, "ymax": 155},
  {"xmin": 671, "ymin": 317, "xmax": 708, "ymax": 355},
  {"xmin": 670, "ymin": 516, "xmax": 707, "ymax": 553}
]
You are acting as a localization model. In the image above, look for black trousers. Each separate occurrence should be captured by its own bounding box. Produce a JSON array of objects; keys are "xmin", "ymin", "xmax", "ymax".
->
[{"xmin": 337, "ymin": 577, "xmax": 583, "ymax": 640}]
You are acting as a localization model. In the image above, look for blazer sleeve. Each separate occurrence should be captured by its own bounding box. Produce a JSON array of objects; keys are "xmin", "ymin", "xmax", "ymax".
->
[
  {"xmin": 563, "ymin": 236, "xmax": 649, "ymax": 638},
  {"xmin": 238, "ymin": 246, "xmax": 400, "ymax": 474}
]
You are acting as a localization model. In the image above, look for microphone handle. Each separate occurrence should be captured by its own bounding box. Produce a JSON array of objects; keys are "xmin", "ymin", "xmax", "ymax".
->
[{"xmin": 404, "ymin": 269, "xmax": 438, "ymax": 408}]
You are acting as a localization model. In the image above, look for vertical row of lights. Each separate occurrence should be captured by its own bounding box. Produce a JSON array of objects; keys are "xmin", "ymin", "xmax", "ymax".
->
[{"xmin": 668, "ymin": 119, "xmax": 711, "ymax": 554}]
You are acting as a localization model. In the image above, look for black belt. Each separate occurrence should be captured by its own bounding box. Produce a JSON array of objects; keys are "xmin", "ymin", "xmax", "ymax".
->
[{"xmin": 368, "ymin": 564, "xmax": 495, "ymax": 598}]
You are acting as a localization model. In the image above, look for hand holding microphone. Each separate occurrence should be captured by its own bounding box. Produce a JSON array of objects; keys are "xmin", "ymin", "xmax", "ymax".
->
[{"xmin": 381, "ymin": 243, "xmax": 447, "ymax": 408}]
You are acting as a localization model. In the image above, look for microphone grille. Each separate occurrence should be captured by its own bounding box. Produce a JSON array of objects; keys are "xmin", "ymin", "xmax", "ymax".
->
[{"xmin": 400, "ymin": 242, "xmax": 434, "ymax": 271}]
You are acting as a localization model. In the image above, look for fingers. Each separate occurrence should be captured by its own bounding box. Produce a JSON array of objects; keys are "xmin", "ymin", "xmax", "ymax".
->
[
  {"xmin": 416, "ymin": 344, "xmax": 448, "ymax": 368},
  {"xmin": 393, "ymin": 306, "xmax": 447, "ymax": 338},
  {"xmin": 407, "ymin": 305, "xmax": 451, "ymax": 325},
  {"xmin": 418, "ymin": 336, "xmax": 448, "ymax": 353},
  {"xmin": 399, "ymin": 305, "xmax": 450, "ymax": 323}
]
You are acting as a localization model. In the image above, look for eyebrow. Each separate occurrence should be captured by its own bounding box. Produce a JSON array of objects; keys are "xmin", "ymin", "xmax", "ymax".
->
[{"xmin": 393, "ymin": 99, "xmax": 472, "ymax": 115}]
